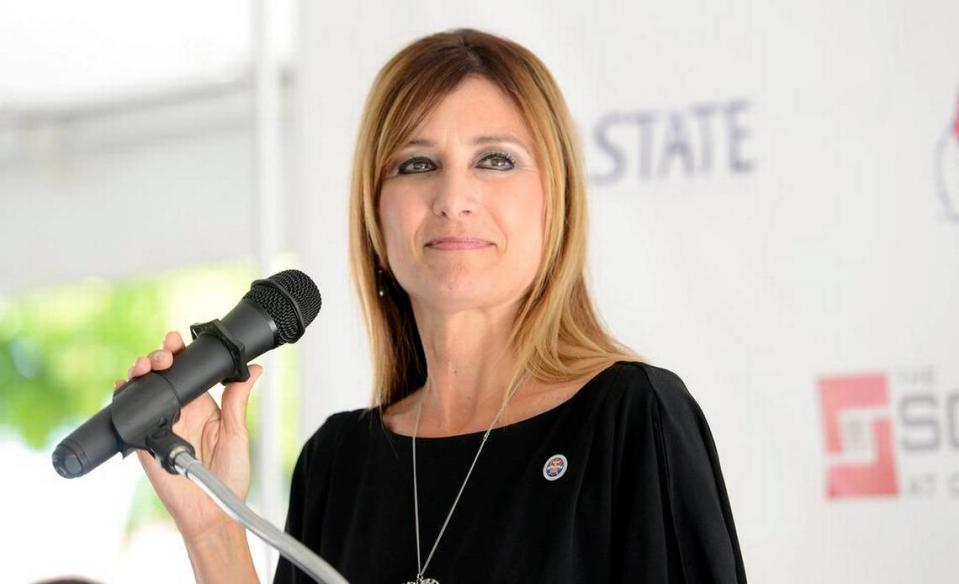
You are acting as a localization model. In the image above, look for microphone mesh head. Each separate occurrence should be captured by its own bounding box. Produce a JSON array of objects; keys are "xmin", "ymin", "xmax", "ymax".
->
[{"xmin": 243, "ymin": 269, "xmax": 322, "ymax": 344}]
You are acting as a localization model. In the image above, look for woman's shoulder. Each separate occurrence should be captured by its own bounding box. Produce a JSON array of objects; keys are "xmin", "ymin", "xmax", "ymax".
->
[
  {"xmin": 600, "ymin": 359, "xmax": 716, "ymax": 443},
  {"xmin": 296, "ymin": 407, "xmax": 372, "ymax": 469},
  {"xmin": 604, "ymin": 359, "xmax": 702, "ymax": 412}
]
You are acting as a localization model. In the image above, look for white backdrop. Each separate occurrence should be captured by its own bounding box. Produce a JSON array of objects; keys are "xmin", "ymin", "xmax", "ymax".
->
[{"xmin": 294, "ymin": 1, "xmax": 959, "ymax": 582}]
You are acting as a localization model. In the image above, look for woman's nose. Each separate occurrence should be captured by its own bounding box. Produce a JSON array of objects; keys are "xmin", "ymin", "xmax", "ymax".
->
[{"xmin": 431, "ymin": 168, "xmax": 476, "ymax": 217}]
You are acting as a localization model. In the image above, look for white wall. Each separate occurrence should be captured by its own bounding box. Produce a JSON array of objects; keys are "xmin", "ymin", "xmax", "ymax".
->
[{"xmin": 0, "ymin": 80, "xmax": 303, "ymax": 295}]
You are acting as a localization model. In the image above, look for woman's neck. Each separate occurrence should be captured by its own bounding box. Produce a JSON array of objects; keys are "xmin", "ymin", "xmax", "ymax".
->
[{"xmin": 410, "ymin": 299, "xmax": 524, "ymax": 435}]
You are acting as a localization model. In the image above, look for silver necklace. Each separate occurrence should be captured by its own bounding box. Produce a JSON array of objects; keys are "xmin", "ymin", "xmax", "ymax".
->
[{"xmin": 403, "ymin": 370, "xmax": 529, "ymax": 584}]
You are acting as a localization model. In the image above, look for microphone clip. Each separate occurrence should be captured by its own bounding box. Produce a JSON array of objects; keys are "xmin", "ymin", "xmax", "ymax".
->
[{"xmin": 189, "ymin": 318, "xmax": 250, "ymax": 384}]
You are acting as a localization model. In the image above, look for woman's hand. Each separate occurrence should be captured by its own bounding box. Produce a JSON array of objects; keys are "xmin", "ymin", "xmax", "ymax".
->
[{"xmin": 114, "ymin": 330, "xmax": 262, "ymax": 543}]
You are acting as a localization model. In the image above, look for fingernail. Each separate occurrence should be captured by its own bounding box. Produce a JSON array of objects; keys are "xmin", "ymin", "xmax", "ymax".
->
[
  {"xmin": 149, "ymin": 350, "xmax": 163, "ymax": 361},
  {"xmin": 127, "ymin": 367, "xmax": 134, "ymax": 379}
]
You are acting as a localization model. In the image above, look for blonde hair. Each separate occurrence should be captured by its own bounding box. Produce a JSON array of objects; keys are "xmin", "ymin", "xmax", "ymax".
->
[{"xmin": 348, "ymin": 28, "xmax": 642, "ymax": 412}]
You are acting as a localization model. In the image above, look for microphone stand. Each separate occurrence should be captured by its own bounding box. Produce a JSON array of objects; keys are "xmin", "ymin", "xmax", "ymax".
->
[{"xmin": 147, "ymin": 426, "xmax": 349, "ymax": 584}]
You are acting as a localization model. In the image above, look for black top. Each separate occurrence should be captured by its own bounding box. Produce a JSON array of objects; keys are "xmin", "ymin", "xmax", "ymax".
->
[{"xmin": 273, "ymin": 361, "xmax": 747, "ymax": 583}]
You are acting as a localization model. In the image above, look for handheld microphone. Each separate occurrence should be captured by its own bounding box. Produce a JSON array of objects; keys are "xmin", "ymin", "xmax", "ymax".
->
[{"xmin": 52, "ymin": 269, "xmax": 321, "ymax": 479}]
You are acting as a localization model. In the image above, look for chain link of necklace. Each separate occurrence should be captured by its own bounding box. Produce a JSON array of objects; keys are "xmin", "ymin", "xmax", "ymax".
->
[{"xmin": 409, "ymin": 370, "xmax": 530, "ymax": 584}]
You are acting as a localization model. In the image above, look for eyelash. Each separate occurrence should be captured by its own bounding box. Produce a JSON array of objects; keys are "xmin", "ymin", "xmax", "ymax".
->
[{"xmin": 395, "ymin": 151, "xmax": 516, "ymax": 175}]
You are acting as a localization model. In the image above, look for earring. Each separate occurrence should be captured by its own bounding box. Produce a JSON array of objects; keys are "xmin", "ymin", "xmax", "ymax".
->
[{"xmin": 376, "ymin": 268, "xmax": 385, "ymax": 297}]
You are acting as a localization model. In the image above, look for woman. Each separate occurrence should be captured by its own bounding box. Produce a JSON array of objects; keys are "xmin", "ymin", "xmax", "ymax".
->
[{"xmin": 120, "ymin": 28, "xmax": 747, "ymax": 583}]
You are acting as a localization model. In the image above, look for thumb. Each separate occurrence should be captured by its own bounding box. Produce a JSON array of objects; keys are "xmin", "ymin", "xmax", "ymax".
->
[{"xmin": 220, "ymin": 364, "xmax": 262, "ymax": 436}]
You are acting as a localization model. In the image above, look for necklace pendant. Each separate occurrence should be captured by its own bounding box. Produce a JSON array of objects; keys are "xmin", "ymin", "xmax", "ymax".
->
[{"xmin": 403, "ymin": 578, "xmax": 439, "ymax": 584}]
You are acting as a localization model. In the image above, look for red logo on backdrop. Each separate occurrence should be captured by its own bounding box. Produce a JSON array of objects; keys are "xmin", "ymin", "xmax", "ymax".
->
[{"xmin": 818, "ymin": 373, "xmax": 899, "ymax": 498}]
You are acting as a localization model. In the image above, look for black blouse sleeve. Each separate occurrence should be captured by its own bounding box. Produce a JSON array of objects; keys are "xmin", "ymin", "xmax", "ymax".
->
[
  {"xmin": 613, "ymin": 363, "xmax": 747, "ymax": 583},
  {"xmin": 273, "ymin": 410, "xmax": 354, "ymax": 584}
]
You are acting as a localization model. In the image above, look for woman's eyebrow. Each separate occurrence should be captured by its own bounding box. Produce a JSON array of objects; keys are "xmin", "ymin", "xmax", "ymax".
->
[{"xmin": 400, "ymin": 135, "xmax": 531, "ymax": 156}]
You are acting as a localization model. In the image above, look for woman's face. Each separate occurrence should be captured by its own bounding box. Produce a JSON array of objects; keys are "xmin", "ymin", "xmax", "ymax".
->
[{"xmin": 378, "ymin": 75, "xmax": 545, "ymax": 315}]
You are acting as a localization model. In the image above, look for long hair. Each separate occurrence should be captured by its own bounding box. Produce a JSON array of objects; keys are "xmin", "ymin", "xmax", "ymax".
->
[{"xmin": 348, "ymin": 28, "xmax": 642, "ymax": 411}]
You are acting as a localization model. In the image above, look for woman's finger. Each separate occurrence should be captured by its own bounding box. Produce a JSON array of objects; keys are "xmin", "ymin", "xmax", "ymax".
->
[
  {"xmin": 163, "ymin": 331, "xmax": 186, "ymax": 355},
  {"xmin": 220, "ymin": 364, "xmax": 262, "ymax": 437},
  {"xmin": 148, "ymin": 349, "xmax": 174, "ymax": 371},
  {"xmin": 129, "ymin": 355, "xmax": 151, "ymax": 379}
]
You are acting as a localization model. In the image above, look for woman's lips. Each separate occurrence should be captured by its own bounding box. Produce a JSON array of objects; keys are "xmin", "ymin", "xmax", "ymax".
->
[{"xmin": 426, "ymin": 237, "xmax": 493, "ymax": 250}]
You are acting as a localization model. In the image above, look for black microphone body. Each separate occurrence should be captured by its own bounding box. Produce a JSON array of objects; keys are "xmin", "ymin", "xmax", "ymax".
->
[{"xmin": 52, "ymin": 270, "xmax": 321, "ymax": 479}]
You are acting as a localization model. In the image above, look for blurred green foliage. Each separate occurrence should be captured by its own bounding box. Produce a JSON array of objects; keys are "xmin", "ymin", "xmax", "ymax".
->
[{"xmin": 0, "ymin": 277, "xmax": 169, "ymax": 448}]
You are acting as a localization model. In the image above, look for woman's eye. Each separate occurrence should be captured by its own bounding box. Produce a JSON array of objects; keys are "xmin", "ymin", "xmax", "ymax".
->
[
  {"xmin": 397, "ymin": 157, "xmax": 435, "ymax": 174},
  {"xmin": 480, "ymin": 152, "xmax": 515, "ymax": 170}
]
